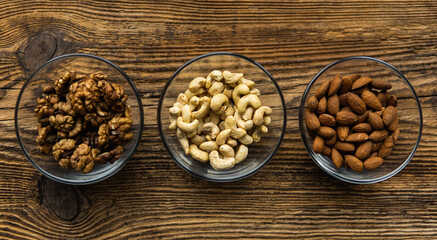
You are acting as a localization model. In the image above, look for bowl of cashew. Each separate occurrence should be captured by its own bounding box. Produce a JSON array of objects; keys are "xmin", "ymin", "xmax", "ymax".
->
[{"xmin": 158, "ymin": 52, "xmax": 286, "ymax": 182}]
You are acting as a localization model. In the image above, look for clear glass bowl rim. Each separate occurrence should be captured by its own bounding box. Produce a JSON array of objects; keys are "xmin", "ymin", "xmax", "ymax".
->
[
  {"xmin": 157, "ymin": 52, "xmax": 287, "ymax": 182},
  {"xmin": 14, "ymin": 53, "xmax": 144, "ymax": 185},
  {"xmin": 298, "ymin": 56, "xmax": 423, "ymax": 184}
]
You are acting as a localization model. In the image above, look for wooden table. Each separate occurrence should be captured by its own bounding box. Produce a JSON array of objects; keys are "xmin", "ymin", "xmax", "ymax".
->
[{"xmin": 1, "ymin": 1, "xmax": 436, "ymax": 239}]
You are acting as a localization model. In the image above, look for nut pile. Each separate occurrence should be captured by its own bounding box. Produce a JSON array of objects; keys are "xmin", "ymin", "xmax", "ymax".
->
[
  {"xmin": 304, "ymin": 74, "xmax": 400, "ymax": 172},
  {"xmin": 35, "ymin": 71, "xmax": 133, "ymax": 173},
  {"xmin": 169, "ymin": 70, "xmax": 272, "ymax": 170}
]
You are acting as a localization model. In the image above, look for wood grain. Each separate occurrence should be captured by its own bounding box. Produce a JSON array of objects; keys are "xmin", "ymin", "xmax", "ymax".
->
[{"xmin": 1, "ymin": 0, "xmax": 437, "ymax": 239}]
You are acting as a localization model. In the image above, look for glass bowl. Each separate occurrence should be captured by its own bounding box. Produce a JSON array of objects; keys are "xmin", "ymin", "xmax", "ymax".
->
[
  {"xmin": 15, "ymin": 53, "xmax": 144, "ymax": 185},
  {"xmin": 158, "ymin": 52, "xmax": 286, "ymax": 182},
  {"xmin": 299, "ymin": 56, "xmax": 422, "ymax": 184}
]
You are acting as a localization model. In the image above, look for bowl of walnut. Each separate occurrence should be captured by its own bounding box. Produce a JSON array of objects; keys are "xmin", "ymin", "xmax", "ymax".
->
[
  {"xmin": 158, "ymin": 52, "xmax": 286, "ymax": 182},
  {"xmin": 15, "ymin": 53, "xmax": 143, "ymax": 185},
  {"xmin": 299, "ymin": 56, "xmax": 422, "ymax": 184}
]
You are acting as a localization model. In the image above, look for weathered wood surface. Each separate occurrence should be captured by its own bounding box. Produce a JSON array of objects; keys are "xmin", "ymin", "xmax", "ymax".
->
[{"xmin": 1, "ymin": 1, "xmax": 437, "ymax": 239}]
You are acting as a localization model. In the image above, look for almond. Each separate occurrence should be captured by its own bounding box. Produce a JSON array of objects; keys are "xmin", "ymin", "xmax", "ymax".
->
[
  {"xmin": 343, "ymin": 74, "xmax": 361, "ymax": 82},
  {"xmin": 369, "ymin": 152, "xmax": 378, "ymax": 158},
  {"xmin": 371, "ymin": 80, "xmax": 392, "ymax": 90},
  {"xmin": 334, "ymin": 141, "xmax": 355, "ymax": 152},
  {"xmin": 387, "ymin": 95, "xmax": 397, "ymax": 107},
  {"xmin": 338, "ymin": 93, "xmax": 348, "ymax": 106},
  {"xmin": 304, "ymin": 110, "xmax": 320, "ymax": 131},
  {"xmin": 325, "ymin": 132, "xmax": 337, "ymax": 146},
  {"xmin": 377, "ymin": 91, "xmax": 389, "ymax": 107},
  {"xmin": 336, "ymin": 111, "xmax": 358, "ymax": 125},
  {"xmin": 375, "ymin": 108, "xmax": 384, "ymax": 117},
  {"xmin": 383, "ymin": 106, "xmax": 397, "ymax": 126},
  {"xmin": 346, "ymin": 92, "xmax": 366, "ymax": 115},
  {"xmin": 327, "ymin": 74, "xmax": 342, "ymax": 96},
  {"xmin": 327, "ymin": 94, "xmax": 340, "ymax": 115},
  {"xmin": 368, "ymin": 112, "xmax": 384, "ymax": 130},
  {"xmin": 318, "ymin": 114, "xmax": 336, "ymax": 128},
  {"xmin": 356, "ymin": 141, "xmax": 373, "ymax": 160},
  {"xmin": 387, "ymin": 113, "xmax": 399, "ymax": 132},
  {"xmin": 351, "ymin": 123, "xmax": 373, "ymax": 133},
  {"xmin": 308, "ymin": 95, "xmax": 318, "ymax": 112},
  {"xmin": 339, "ymin": 75, "xmax": 354, "ymax": 94},
  {"xmin": 331, "ymin": 148, "xmax": 343, "ymax": 168},
  {"xmin": 345, "ymin": 133, "xmax": 369, "ymax": 143},
  {"xmin": 345, "ymin": 155, "xmax": 364, "ymax": 172},
  {"xmin": 364, "ymin": 157, "xmax": 384, "ymax": 170},
  {"xmin": 369, "ymin": 130, "xmax": 389, "ymax": 142},
  {"xmin": 361, "ymin": 90, "xmax": 382, "ymax": 110},
  {"xmin": 392, "ymin": 127, "xmax": 400, "ymax": 143},
  {"xmin": 356, "ymin": 110, "xmax": 370, "ymax": 124},
  {"xmin": 315, "ymin": 79, "xmax": 331, "ymax": 99},
  {"xmin": 313, "ymin": 135, "xmax": 325, "ymax": 154},
  {"xmin": 353, "ymin": 86, "xmax": 371, "ymax": 94},
  {"xmin": 317, "ymin": 126, "xmax": 336, "ymax": 139},
  {"xmin": 322, "ymin": 146, "xmax": 332, "ymax": 156},
  {"xmin": 341, "ymin": 106, "xmax": 353, "ymax": 112},
  {"xmin": 378, "ymin": 136, "xmax": 394, "ymax": 158},
  {"xmin": 372, "ymin": 141, "xmax": 383, "ymax": 152},
  {"xmin": 337, "ymin": 125, "xmax": 349, "ymax": 141},
  {"xmin": 316, "ymin": 97, "xmax": 327, "ymax": 115},
  {"xmin": 352, "ymin": 76, "xmax": 372, "ymax": 90}
]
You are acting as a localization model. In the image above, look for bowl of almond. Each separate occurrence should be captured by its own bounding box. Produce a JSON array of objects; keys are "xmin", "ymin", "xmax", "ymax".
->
[{"xmin": 299, "ymin": 56, "xmax": 422, "ymax": 184}]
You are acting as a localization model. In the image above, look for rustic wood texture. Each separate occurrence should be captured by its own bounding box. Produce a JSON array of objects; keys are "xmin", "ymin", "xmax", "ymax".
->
[{"xmin": 1, "ymin": 1, "xmax": 437, "ymax": 239}]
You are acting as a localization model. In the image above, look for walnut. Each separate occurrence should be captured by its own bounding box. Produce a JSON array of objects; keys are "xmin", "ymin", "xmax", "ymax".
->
[
  {"xmin": 69, "ymin": 117, "xmax": 82, "ymax": 138},
  {"xmin": 70, "ymin": 143, "xmax": 94, "ymax": 173},
  {"xmin": 36, "ymin": 124, "xmax": 52, "ymax": 144},
  {"xmin": 52, "ymin": 139, "xmax": 76, "ymax": 161},
  {"xmin": 34, "ymin": 95, "xmax": 57, "ymax": 121},
  {"xmin": 49, "ymin": 114, "xmax": 74, "ymax": 133},
  {"xmin": 54, "ymin": 101, "xmax": 75, "ymax": 116},
  {"xmin": 98, "ymin": 124, "xmax": 109, "ymax": 147},
  {"xmin": 55, "ymin": 71, "xmax": 76, "ymax": 96},
  {"xmin": 95, "ymin": 145, "xmax": 123, "ymax": 164}
]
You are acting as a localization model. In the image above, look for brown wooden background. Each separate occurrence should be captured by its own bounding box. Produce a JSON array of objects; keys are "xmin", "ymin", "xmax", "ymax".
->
[{"xmin": 1, "ymin": 1, "xmax": 437, "ymax": 239}]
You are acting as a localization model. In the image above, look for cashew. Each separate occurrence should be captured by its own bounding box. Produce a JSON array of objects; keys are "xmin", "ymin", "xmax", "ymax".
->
[
  {"xmin": 219, "ymin": 121, "xmax": 226, "ymax": 131},
  {"xmin": 177, "ymin": 128, "xmax": 189, "ymax": 154},
  {"xmin": 207, "ymin": 111, "xmax": 220, "ymax": 125},
  {"xmin": 209, "ymin": 145, "xmax": 236, "ymax": 170},
  {"xmin": 190, "ymin": 135, "xmax": 207, "ymax": 146},
  {"xmin": 189, "ymin": 144, "xmax": 209, "ymax": 162},
  {"xmin": 249, "ymin": 88, "xmax": 261, "ymax": 96},
  {"xmin": 208, "ymin": 81, "xmax": 225, "ymax": 96},
  {"xmin": 235, "ymin": 144, "xmax": 249, "ymax": 164},
  {"xmin": 224, "ymin": 116, "xmax": 247, "ymax": 139},
  {"xmin": 231, "ymin": 128, "xmax": 247, "ymax": 139},
  {"xmin": 243, "ymin": 107, "xmax": 255, "ymax": 121},
  {"xmin": 211, "ymin": 93, "xmax": 229, "ymax": 112},
  {"xmin": 169, "ymin": 106, "xmax": 181, "ymax": 130},
  {"xmin": 187, "ymin": 130, "xmax": 197, "ymax": 139},
  {"xmin": 196, "ymin": 118, "xmax": 204, "ymax": 135},
  {"xmin": 253, "ymin": 106, "xmax": 272, "ymax": 125},
  {"xmin": 223, "ymin": 87, "xmax": 233, "ymax": 99},
  {"xmin": 238, "ymin": 134, "xmax": 253, "ymax": 145},
  {"xmin": 206, "ymin": 135, "xmax": 212, "ymax": 141},
  {"xmin": 252, "ymin": 125, "xmax": 268, "ymax": 143},
  {"xmin": 177, "ymin": 93, "xmax": 188, "ymax": 105},
  {"xmin": 237, "ymin": 94, "xmax": 261, "ymax": 113},
  {"xmin": 177, "ymin": 116, "xmax": 199, "ymax": 133},
  {"xmin": 192, "ymin": 96, "xmax": 211, "ymax": 119},
  {"xmin": 227, "ymin": 137, "xmax": 238, "ymax": 148},
  {"xmin": 199, "ymin": 141, "xmax": 219, "ymax": 152},
  {"xmin": 238, "ymin": 77, "xmax": 255, "ymax": 89},
  {"xmin": 234, "ymin": 107, "xmax": 254, "ymax": 130},
  {"xmin": 189, "ymin": 77, "xmax": 206, "ymax": 92},
  {"xmin": 181, "ymin": 105, "xmax": 191, "ymax": 123},
  {"xmin": 206, "ymin": 70, "xmax": 223, "ymax": 88},
  {"xmin": 232, "ymin": 84, "xmax": 250, "ymax": 104},
  {"xmin": 264, "ymin": 116, "xmax": 271, "ymax": 125},
  {"xmin": 219, "ymin": 102, "xmax": 234, "ymax": 120},
  {"xmin": 184, "ymin": 88, "xmax": 204, "ymax": 100},
  {"xmin": 188, "ymin": 96, "xmax": 200, "ymax": 111},
  {"xmin": 223, "ymin": 70, "xmax": 243, "ymax": 85},
  {"xmin": 216, "ymin": 129, "xmax": 231, "ymax": 145},
  {"xmin": 202, "ymin": 122, "xmax": 220, "ymax": 139}
]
